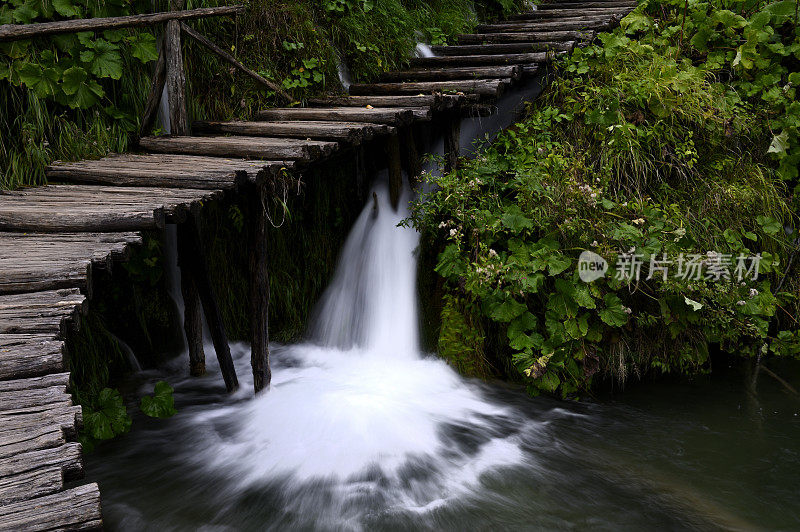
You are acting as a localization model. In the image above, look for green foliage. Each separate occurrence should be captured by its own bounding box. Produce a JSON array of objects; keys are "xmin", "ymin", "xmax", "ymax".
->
[
  {"xmin": 140, "ymin": 381, "xmax": 178, "ymax": 418},
  {"xmin": 410, "ymin": 0, "xmax": 800, "ymax": 397},
  {"xmin": 79, "ymin": 387, "xmax": 131, "ymax": 452}
]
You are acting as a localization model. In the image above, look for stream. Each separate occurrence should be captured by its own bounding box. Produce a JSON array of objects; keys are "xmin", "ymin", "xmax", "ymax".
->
[{"xmin": 85, "ymin": 81, "xmax": 800, "ymax": 531}]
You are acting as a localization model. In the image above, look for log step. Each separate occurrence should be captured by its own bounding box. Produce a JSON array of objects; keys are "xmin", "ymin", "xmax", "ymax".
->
[
  {"xmin": 0, "ymin": 289, "xmax": 85, "ymax": 337},
  {"xmin": 410, "ymin": 52, "xmax": 552, "ymax": 67},
  {"xmin": 0, "ymin": 482, "xmax": 102, "ymax": 531},
  {"xmin": 48, "ymin": 154, "xmax": 292, "ymax": 190},
  {"xmin": 537, "ymin": 0, "xmax": 635, "ymax": 8},
  {"xmin": 457, "ymin": 30, "xmax": 593, "ymax": 44},
  {"xmin": 0, "ymin": 232, "xmax": 141, "ymax": 295},
  {"xmin": 430, "ymin": 41, "xmax": 575, "ymax": 55},
  {"xmin": 140, "ymin": 135, "xmax": 337, "ymax": 161},
  {"xmin": 192, "ymin": 120, "xmax": 396, "ymax": 145},
  {"xmin": 306, "ymin": 94, "xmax": 465, "ymax": 110},
  {"xmin": 508, "ymin": 7, "xmax": 634, "ymax": 19},
  {"xmin": 0, "ymin": 185, "xmax": 222, "ymax": 232},
  {"xmin": 349, "ymin": 79, "xmax": 513, "ymax": 98},
  {"xmin": 0, "ymin": 336, "xmax": 66, "ymax": 381},
  {"xmin": 475, "ymin": 17, "xmax": 618, "ymax": 33},
  {"xmin": 379, "ymin": 65, "xmax": 523, "ymax": 82},
  {"xmin": 255, "ymin": 107, "xmax": 416, "ymax": 125}
]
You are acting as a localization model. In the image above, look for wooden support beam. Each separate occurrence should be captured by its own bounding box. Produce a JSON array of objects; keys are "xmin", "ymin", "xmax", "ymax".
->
[
  {"xmin": 180, "ymin": 23, "xmax": 292, "ymax": 103},
  {"xmin": 249, "ymin": 186, "xmax": 270, "ymax": 393},
  {"xmin": 430, "ymin": 41, "xmax": 575, "ymax": 55},
  {"xmin": 379, "ymin": 65, "xmax": 522, "ymax": 82},
  {"xmin": 176, "ymin": 215, "xmax": 238, "ymax": 392},
  {"xmin": 349, "ymin": 79, "xmax": 508, "ymax": 98},
  {"xmin": 0, "ymin": 6, "xmax": 244, "ymax": 42},
  {"xmin": 444, "ymin": 116, "xmax": 461, "ymax": 174},
  {"xmin": 180, "ymin": 266, "xmax": 205, "ymax": 377},
  {"xmin": 400, "ymin": 127, "xmax": 422, "ymax": 187},
  {"xmin": 139, "ymin": 34, "xmax": 167, "ymax": 138},
  {"xmin": 387, "ymin": 134, "xmax": 403, "ymax": 210},
  {"xmin": 457, "ymin": 30, "xmax": 591, "ymax": 44},
  {"xmin": 409, "ymin": 53, "xmax": 550, "ymax": 67}
]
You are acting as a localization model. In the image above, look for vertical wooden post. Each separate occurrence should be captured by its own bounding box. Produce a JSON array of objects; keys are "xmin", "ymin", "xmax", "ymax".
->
[
  {"xmin": 400, "ymin": 126, "xmax": 422, "ymax": 187},
  {"xmin": 165, "ymin": 0, "xmax": 189, "ymax": 135},
  {"xmin": 180, "ymin": 270, "xmax": 206, "ymax": 377},
  {"xmin": 177, "ymin": 215, "xmax": 239, "ymax": 392},
  {"xmin": 444, "ymin": 115, "xmax": 461, "ymax": 174},
  {"xmin": 139, "ymin": 35, "xmax": 167, "ymax": 138},
  {"xmin": 387, "ymin": 133, "xmax": 403, "ymax": 210},
  {"xmin": 250, "ymin": 185, "xmax": 271, "ymax": 393}
]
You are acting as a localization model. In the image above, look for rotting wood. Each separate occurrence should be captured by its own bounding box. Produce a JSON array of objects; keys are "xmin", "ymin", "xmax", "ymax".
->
[
  {"xmin": 180, "ymin": 23, "xmax": 292, "ymax": 102},
  {"xmin": 256, "ymin": 107, "xmax": 415, "ymax": 125},
  {"xmin": 349, "ymin": 79, "xmax": 509, "ymax": 98},
  {"xmin": 379, "ymin": 65, "xmax": 523, "ymax": 82},
  {"xmin": 0, "ymin": 483, "xmax": 102, "ymax": 531},
  {"xmin": 140, "ymin": 135, "xmax": 335, "ymax": 160},
  {"xmin": 0, "ymin": 289, "xmax": 84, "ymax": 337},
  {"xmin": 387, "ymin": 134, "xmax": 403, "ymax": 210},
  {"xmin": 0, "ymin": 466, "xmax": 63, "ymax": 506},
  {"xmin": 0, "ymin": 6, "xmax": 244, "ymax": 42},
  {"xmin": 431, "ymin": 41, "xmax": 575, "ymax": 55},
  {"xmin": 249, "ymin": 185, "xmax": 271, "ymax": 393},
  {"xmin": 177, "ymin": 215, "xmax": 239, "ymax": 392}
]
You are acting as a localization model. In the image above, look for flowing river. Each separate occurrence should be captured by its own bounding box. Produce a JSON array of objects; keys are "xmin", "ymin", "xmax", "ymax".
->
[{"xmin": 86, "ymin": 83, "xmax": 800, "ymax": 530}]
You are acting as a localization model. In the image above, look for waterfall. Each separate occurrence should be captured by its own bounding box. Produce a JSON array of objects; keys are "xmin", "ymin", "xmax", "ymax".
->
[
  {"xmin": 415, "ymin": 42, "xmax": 435, "ymax": 58},
  {"xmin": 337, "ymin": 58, "xmax": 352, "ymax": 91}
]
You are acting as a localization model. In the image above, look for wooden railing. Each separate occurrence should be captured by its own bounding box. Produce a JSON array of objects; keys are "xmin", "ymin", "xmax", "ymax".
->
[{"xmin": 0, "ymin": 4, "xmax": 292, "ymax": 138}]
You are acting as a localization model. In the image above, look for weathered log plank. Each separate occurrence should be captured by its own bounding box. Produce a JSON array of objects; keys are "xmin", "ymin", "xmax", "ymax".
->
[
  {"xmin": 192, "ymin": 120, "xmax": 394, "ymax": 144},
  {"xmin": 475, "ymin": 17, "xmax": 618, "ymax": 33},
  {"xmin": 140, "ymin": 135, "xmax": 335, "ymax": 160},
  {"xmin": 255, "ymin": 107, "xmax": 415, "ymax": 125},
  {"xmin": 431, "ymin": 41, "xmax": 575, "ymax": 55},
  {"xmin": 349, "ymin": 79, "xmax": 509, "ymax": 98},
  {"xmin": 0, "ymin": 482, "xmax": 102, "ymax": 531},
  {"xmin": 48, "ymin": 154, "xmax": 293, "ymax": 189},
  {"xmin": 379, "ymin": 65, "xmax": 522, "ymax": 82},
  {"xmin": 0, "ymin": 386, "xmax": 72, "ymax": 413},
  {"xmin": 306, "ymin": 94, "xmax": 461, "ymax": 110},
  {"xmin": 0, "ymin": 373, "xmax": 69, "ymax": 393},
  {"xmin": 0, "ymin": 405, "xmax": 82, "ymax": 440},
  {"xmin": 537, "ymin": 0, "xmax": 635, "ymax": 8},
  {"xmin": 0, "ymin": 425, "xmax": 65, "ymax": 461},
  {"xmin": 165, "ymin": 18, "xmax": 189, "ymax": 136},
  {"xmin": 0, "ymin": 466, "xmax": 63, "ymax": 506},
  {"xmin": 0, "ymin": 335, "xmax": 65, "ymax": 380},
  {"xmin": 458, "ymin": 30, "xmax": 592, "ymax": 44},
  {"xmin": 0, "ymin": 290, "xmax": 84, "ymax": 336},
  {"xmin": 0, "ymin": 442, "xmax": 82, "ymax": 480},
  {"xmin": 0, "ymin": 6, "xmax": 244, "ymax": 42},
  {"xmin": 410, "ymin": 52, "xmax": 553, "ymax": 67},
  {"xmin": 508, "ymin": 6, "xmax": 633, "ymax": 19},
  {"xmin": 0, "ymin": 232, "xmax": 141, "ymax": 294},
  {"xmin": 249, "ymin": 185, "xmax": 270, "ymax": 393}
]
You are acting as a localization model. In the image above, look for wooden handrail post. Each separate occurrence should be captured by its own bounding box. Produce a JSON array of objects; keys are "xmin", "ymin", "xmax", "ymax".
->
[{"xmin": 165, "ymin": 0, "xmax": 189, "ymax": 135}]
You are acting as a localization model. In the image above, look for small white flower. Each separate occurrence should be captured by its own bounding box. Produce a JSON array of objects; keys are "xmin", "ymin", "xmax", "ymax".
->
[
  {"xmin": 591, "ymin": 240, "xmax": 599, "ymax": 247},
  {"xmin": 489, "ymin": 249, "xmax": 498, "ymax": 258},
  {"xmin": 449, "ymin": 228, "xmax": 457, "ymax": 237},
  {"xmin": 622, "ymin": 202, "xmax": 628, "ymax": 207},
  {"xmin": 623, "ymin": 307, "xmax": 633, "ymax": 314},
  {"xmin": 736, "ymin": 300, "xmax": 746, "ymax": 306},
  {"xmin": 749, "ymin": 288, "xmax": 759, "ymax": 298},
  {"xmin": 590, "ymin": 193, "xmax": 597, "ymax": 198}
]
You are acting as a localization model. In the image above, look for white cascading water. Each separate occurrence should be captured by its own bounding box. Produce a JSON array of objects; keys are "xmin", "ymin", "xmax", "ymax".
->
[{"xmin": 183, "ymin": 181, "xmax": 532, "ymax": 525}]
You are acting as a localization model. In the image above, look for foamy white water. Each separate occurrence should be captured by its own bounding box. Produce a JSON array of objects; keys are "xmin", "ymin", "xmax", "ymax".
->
[{"xmin": 179, "ymin": 181, "xmax": 531, "ymax": 518}]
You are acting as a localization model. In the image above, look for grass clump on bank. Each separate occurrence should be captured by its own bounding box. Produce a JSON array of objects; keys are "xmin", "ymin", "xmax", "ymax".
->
[{"xmin": 410, "ymin": 0, "xmax": 800, "ymax": 397}]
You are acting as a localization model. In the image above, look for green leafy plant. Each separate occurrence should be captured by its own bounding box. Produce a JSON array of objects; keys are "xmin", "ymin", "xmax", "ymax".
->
[
  {"xmin": 140, "ymin": 381, "xmax": 177, "ymax": 419},
  {"xmin": 80, "ymin": 388, "xmax": 132, "ymax": 451}
]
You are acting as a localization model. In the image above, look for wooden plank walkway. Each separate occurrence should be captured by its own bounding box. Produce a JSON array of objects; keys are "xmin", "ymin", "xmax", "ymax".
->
[{"xmin": 0, "ymin": 0, "xmax": 633, "ymax": 528}]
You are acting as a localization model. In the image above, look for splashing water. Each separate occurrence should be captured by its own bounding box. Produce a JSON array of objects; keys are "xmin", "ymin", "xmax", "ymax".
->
[
  {"xmin": 337, "ymin": 59, "xmax": 352, "ymax": 91},
  {"xmin": 415, "ymin": 42, "xmax": 435, "ymax": 58}
]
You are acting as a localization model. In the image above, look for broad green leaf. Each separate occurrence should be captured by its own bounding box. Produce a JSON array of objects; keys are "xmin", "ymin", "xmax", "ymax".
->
[
  {"xmin": 598, "ymin": 293, "xmax": 628, "ymax": 327},
  {"xmin": 0, "ymin": 62, "xmax": 9, "ymax": 81},
  {"xmin": 88, "ymin": 39, "xmax": 122, "ymax": 79},
  {"xmin": 84, "ymin": 388, "xmax": 131, "ymax": 440},
  {"xmin": 538, "ymin": 371, "xmax": 560, "ymax": 392},
  {"xmin": 767, "ymin": 130, "xmax": 789, "ymax": 155},
  {"xmin": 17, "ymin": 64, "xmax": 59, "ymax": 98},
  {"xmin": 501, "ymin": 205, "xmax": 533, "ymax": 232},
  {"xmin": 490, "ymin": 297, "xmax": 527, "ymax": 322},
  {"xmin": 756, "ymin": 215, "xmax": 782, "ymax": 235},
  {"xmin": 52, "ymin": 0, "xmax": 78, "ymax": 17},
  {"xmin": 130, "ymin": 32, "xmax": 159, "ymax": 63},
  {"xmin": 140, "ymin": 380, "xmax": 177, "ymax": 418},
  {"xmin": 61, "ymin": 65, "xmax": 87, "ymax": 95}
]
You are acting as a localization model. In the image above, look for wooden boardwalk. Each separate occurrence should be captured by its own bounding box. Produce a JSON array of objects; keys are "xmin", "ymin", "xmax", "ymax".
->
[{"xmin": 0, "ymin": 1, "xmax": 633, "ymax": 529}]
